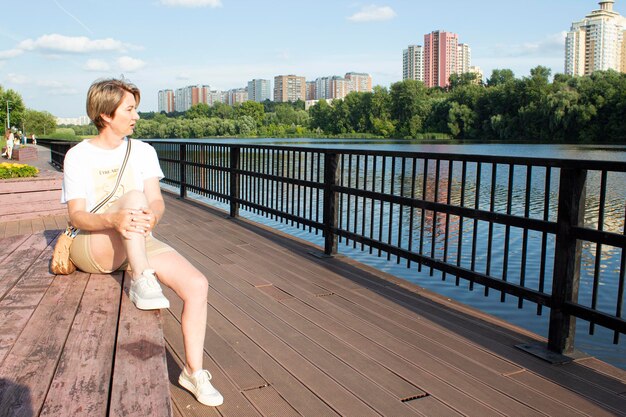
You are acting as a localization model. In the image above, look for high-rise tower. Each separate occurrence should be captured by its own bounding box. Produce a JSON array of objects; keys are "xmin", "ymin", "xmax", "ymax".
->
[
  {"xmin": 565, "ymin": 0, "xmax": 626, "ymax": 76},
  {"xmin": 423, "ymin": 30, "xmax": 459, "ymax": 88}
]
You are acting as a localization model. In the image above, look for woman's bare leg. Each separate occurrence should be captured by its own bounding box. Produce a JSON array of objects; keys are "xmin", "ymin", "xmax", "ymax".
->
[{"xmin": 148, "ymin": 251, "xmax": 208, "ymax": 373}]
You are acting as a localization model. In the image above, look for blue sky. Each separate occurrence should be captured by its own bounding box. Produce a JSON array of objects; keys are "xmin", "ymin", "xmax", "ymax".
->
[{"xmin": 1, "ymin": 0, "xmax": 623, "ymax": 118}]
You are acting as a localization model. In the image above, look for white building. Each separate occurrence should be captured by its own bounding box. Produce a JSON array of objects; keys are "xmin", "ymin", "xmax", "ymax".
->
[
  {"xmin": 56, "ymin": 115, "xmax": 91, "ymax": 125},
  {"xmin": 158, "ymin": 89, "xmax": 175, "ymax": 113},
  {"xmin": 247, "ymin": 79, "xmax": 271, "ymax": 102},
  {"xmin": 565, "ymin": 0, "xmax": 626, "ymax": 76},
  {"xmin": 402, "ymin": 45, "xmax": 424, "ymax": 81},
  {"xmin": 457, "ymin": 43, "xmax": 472, "ymax": 74}
]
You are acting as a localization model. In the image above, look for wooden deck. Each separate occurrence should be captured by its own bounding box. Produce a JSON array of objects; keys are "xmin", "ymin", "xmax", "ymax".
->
[
  {"xmin": 1, "ymin": 193, "xmax": 625, "ymax": 416},
  {"xmin": 0, "ymin": 229, "xmax": 172, "ymax": 416}
]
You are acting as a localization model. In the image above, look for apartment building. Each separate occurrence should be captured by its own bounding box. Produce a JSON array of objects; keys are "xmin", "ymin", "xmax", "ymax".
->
[
  {"xmin": 247, "ymin": 79, "xmax": 271, "ymax": 102},
  {"xmin": 565, "ymin": 0, "xmax": 626, "ymax": 76},
  {"xmin": 345, "ymin": 72, "xmax": 372, "ymax": 93},
  {"xmin": 424, "ymin": 30, "xmax": 459, "ymax": 88},
  {"xmin": 402, "ymin": 45, "xmax": 424, "ymax": 81},
  {"xmin": 274, "ymin": 75, "xmax": 306, "ymax": 102},
  {"xmin": 158, "ymin": 89, "xmax": 175, "ymax": 113}
]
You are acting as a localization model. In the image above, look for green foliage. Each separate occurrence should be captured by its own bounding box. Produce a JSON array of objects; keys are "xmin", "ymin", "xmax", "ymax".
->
[
  {"xmin": 235, "ymin": 101, "xmax": 265, "ymax": 126},
  {"xmin": 23, "ymin": 109, "xmax": 57, "ymax": 136},
  {"xmin": 0, "ymin": 162, "xmax": 39, "ymax": 179},
  {"xmin": 47, "ymin": 127, "xmax": 82, "ymax": 140},
  {"xmin": 0, "ymin": 88, "xmax": 26, "ymax": 130}
]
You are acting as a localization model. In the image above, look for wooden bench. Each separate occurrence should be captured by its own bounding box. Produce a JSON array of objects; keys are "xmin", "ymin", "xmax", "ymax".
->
[
  {"xmin": 0, "ymin": 171, "xmax": 66, "ymax": 221},
  {"xmin": 0, "ymin": 230, "xmax": 173, "ymax": 417}
]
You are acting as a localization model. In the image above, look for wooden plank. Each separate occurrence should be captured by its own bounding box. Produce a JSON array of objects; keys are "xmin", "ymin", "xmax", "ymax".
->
[
  {"xmin": 242, "ymin": 385, "xmax": 300, "ymax": 417},
  {"xmin": 0, "ymin": 221, "xmax": 6, "ymax": 238},
  {"xmin": 509, "ymin": 370, "xmax": 626, "ymax": 417},
  {"xmin": 576, "ymin": 357, "xmax": 626, "ymax": 384},
  {"xmin": 4, "ymin": 220, "xmax": 19, "ymax": 237},
  {"xmin": 0, "ymin": 233, "xmax": 29, "ymax": 262},
  {"xmin": 40, "ymin": 273, "xmax": 123, "ymax": 417},
  {"xmin": 30, "ymin": 217, "xmax": 45, "ymax": 233},
  {"xmin": 1, "ymin": 199, "xmax": 65, "ymax": 216},
  {"xmin": 43, "ymin": 216, "xmax": 58, "ymax": 230},
  {"xmin": 0, "ymin": 271, "xmax": 89, "ymax": 416},
  {"xmin": 0, "ymin": 189, "xmax": 61, "ymax": 205},
  {"xmin": 109, "ymin": 273, "xmax": 173, "ymax": 417},
  {"xmin": 18, "ymin": 219, "xmax": 32, "ymax": 236},
  {"xmin": 0, "ymin": 231, "xmax": 57, "ymax": 301}
]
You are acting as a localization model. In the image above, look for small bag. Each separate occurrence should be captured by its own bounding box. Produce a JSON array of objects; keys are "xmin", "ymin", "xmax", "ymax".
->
[
  {"xmin": 50, "ymin": 227, "xmax": 79, "ymax": 274},
  {"xmin": 50, "ymin": 140, "xmax": 132, "ymax": 275}
]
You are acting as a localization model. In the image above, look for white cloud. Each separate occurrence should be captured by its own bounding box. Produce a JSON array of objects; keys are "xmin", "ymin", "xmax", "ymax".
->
[
  {"xmin": 160, "ymin": 0, "xmax": 222, "ymax": 7},
  {"xmin": 348, "ymin": 5, "xmax": 396, "ymax": 22},
  {"xmin": 0, "ymin": 49, "xmax": 24, "ymax": 60},
  {"xmin": 17, "ymin": 34, "xmax": 137, "ymax": 54},
  {"xmin": 5, "ymin": 73, "xmax": 28, "ymax": 84},
  {"xmin": 176, "ymin": 73, "xmax": 191, "ymax": 80},
  {"xmin": 117, "ymin": 56, "xmax": 146, "ymax": 72},
  {"xmin": 84, "ymin": 59, "xmax": 111, "ymax": 71}
]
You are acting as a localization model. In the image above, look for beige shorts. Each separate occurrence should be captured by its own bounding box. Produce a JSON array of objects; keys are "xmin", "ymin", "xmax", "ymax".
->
[{"xmin": 70, "ymin": 231, "xmax": 175, "ymax": 274}]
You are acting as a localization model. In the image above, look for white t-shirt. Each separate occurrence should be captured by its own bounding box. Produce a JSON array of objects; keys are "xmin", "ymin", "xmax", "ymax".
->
[{"xmin": 61, "ymin": 138, "xmax": 164, "ymax": 212}]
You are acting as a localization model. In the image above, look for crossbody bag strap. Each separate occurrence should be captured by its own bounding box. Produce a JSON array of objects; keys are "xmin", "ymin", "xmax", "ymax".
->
[
  {"xmin": 90, "ymin": 139, "xmax": 133, "ymax": 213},
  {"xmin": 65, "ymin": 139, "xmax": 133, "ymax": 238}
]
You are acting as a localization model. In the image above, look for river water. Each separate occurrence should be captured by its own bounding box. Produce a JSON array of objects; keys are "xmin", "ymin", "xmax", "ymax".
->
[{"xmin": 160, "ymin": 138, "xmax": 626, "ymax": 369}]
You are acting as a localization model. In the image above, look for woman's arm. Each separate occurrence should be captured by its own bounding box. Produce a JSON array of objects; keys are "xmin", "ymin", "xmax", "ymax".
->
[{"xmin": 67, "ymin": 198, "xmax": 136, "ymax": 239}]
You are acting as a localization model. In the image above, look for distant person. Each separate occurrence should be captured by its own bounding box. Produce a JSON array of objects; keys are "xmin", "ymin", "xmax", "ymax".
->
[
  {"xmin": 19, "ymin": 131, "xmax": 26, "ymax": 145},
  {"xmin": 31, "ymin": 133, "xmax": 36, "ymax": 144},
  {"xmin": 61, "ymin": 78, "xmax": 223, "ymax": 407},
  {"xmin": 4, "ymin": 129, "xmax": 14, "ymax": 159}
]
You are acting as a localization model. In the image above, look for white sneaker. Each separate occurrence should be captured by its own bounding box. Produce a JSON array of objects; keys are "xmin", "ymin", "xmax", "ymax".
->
[
  {"xmin": 178, "ymin": 368, "xmax": 224, "ymax": 407},
  {"xmin": 129, "ymin": 269, "xmax": 170, "ymax": 310}
]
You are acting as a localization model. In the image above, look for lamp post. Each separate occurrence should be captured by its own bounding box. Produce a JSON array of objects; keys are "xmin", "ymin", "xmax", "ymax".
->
[{"xmin": 5, "ymin": 100, "xmax": 10, "ymax": 130}]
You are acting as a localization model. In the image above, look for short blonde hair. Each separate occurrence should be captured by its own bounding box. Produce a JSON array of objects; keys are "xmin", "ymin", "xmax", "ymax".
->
[{"xmin": 86, "ymin": 78, "xmax": 141, "ymax": 131}]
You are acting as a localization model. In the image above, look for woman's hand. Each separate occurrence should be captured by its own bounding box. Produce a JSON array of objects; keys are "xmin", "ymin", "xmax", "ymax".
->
[{"xmin": 115, "ymin": 208, "xmax": 152, "ymax": 239}]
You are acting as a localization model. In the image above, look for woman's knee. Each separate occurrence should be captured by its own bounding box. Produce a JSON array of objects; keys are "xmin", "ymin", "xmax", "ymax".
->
[
  {"xmin": 118, "ymin": 190, "xmax": 148, "ymax": 208},
  {"xmin": 184, "ymin": 274, "xmax": 209, "ymax": 302}
]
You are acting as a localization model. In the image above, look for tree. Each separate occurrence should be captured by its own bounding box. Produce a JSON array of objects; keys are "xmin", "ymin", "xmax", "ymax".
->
[
  {"xmin": 390, "ymin": 80, "xmax": 430, "ymax": 138},
  {"xmin": 208, "ymin": 102, "xmax": 233, "ymax": 119},
  {"xmin": 487, "ymin": 69, "xmax": 515, "ymax": 87},
  {"xmin": 309, "ymin": 99, "xmax": 333, "ymax": 132},
  {"xmin": 186, "ymin": 103, "xmax": 210, "ymax": 119},
  {"xmin": 23, "ymin": 109, "xmax": 57, "ymax": 135},
  {"xmin": 235, "ymin": 101, "xmax": 264, "ymax": 126},
  {"xmin": 0, "ymin": 88, "xmax": 26, "ymax": 130},
  {"xmin": 449, "ymin": 72, "xmax": 479, "ymax": 90}
]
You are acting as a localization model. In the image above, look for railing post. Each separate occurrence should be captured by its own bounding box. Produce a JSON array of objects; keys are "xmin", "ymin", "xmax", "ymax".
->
[
  {"xmin": 549, "ymin": 167, "xmax": 586, "ymax": 354},
  {"xmin": 229, "ymin": 146, "xmax": 240, "ymax": 218},
  {"xmin": 323, "ymin": 152, "xmax": 339, "ymax": 256},
  {"xmin": 180, "ymin": 143, "xmax": 187, "ymax": 199}
]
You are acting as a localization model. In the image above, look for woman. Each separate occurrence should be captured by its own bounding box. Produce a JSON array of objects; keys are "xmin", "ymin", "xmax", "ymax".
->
[
  {"xmin": 4, "ymin": 129, "xmax": 14, "ymax": 159},
  {"xmin": 61, "ymin": 78, "xmax": 223, "ymax": 407}
]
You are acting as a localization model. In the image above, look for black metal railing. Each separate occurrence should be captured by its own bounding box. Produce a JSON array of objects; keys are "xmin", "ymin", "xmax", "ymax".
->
[
  {"xmin": 34, "ymin": 138, "xmax": 77, "ymax": 169},
  {"xmin": 48, "ymin": 138, "xmax": 625, "ymax": 357}
]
